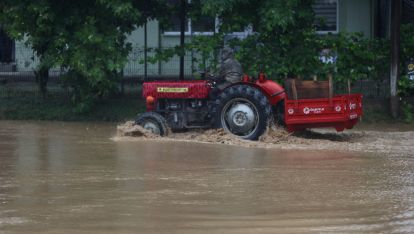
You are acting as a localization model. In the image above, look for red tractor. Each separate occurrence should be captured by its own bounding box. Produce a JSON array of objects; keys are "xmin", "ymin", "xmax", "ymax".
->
[{"xmin": 135, "ymin": 74, "xmax": 363, "ymax": 140}]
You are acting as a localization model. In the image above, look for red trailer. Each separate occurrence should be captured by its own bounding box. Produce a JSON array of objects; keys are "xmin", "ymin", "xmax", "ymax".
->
[
  {"xmin": 282, "ymin": 78, "xmax": 363, "ymax": 132},
  {"xmin": 284, "ymin": 93, "xmax": 363, "ymax": 132}
]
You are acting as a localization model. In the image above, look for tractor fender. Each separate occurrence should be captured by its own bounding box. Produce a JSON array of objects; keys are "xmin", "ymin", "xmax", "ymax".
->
[{"xmin": 226, "ymin": 80, "xmax": 285, "ymax": 106}]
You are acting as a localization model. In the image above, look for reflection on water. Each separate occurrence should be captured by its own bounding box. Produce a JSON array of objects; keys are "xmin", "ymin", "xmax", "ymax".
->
[{"xmin": 0, "ymin": 121, "xmax": 414, "ymax": 233}]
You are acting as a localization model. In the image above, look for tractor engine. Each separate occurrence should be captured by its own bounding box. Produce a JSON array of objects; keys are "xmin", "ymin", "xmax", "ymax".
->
[
  {"xmin": 141, "ymin": 80, "xmax": 212, "ymax": 130},
  {"xmin": 157, "ymin": 99, "xmax": 210, "ymax": 130}
]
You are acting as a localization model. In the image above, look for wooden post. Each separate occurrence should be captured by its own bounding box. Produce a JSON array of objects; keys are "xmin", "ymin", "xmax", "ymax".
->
[
  {"xmin": 390, "ymin": 0, "xmax": 401, "ymax": 118},
  {"xmin": 328, "ymin": 73, "xmax": 333, "ymax": 106},
  {"xmin": 291, "ymin": 79, "xmax": 298, "ymax": 108},
  {"xmin": 291, "ymin": 79, "xmax": 298, "ymax": 100}
]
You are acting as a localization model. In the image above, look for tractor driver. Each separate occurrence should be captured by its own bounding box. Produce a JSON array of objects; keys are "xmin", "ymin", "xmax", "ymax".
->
[
  {"xmin": 208, "ymin": 47, "xmax": 243, "ymax": 99},
  {"xmin": 216, "ymin": 47, "xmax": 243, "ymax": 89}
]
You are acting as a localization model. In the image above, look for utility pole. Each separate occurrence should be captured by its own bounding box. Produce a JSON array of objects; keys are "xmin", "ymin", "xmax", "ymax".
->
[
  {"xmin": 179, "ymin": 0, "xmax": 186, "ymax": 80},
  {"xmin": 390, "ymin": 0, "xmax": 401, "ymax": 118}
]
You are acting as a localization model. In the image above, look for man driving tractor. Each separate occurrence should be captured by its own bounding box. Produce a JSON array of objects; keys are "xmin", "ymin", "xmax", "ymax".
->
[
  {"xmin": 208, "ymin": 47, "xmax": 243, "ymax": 99},
  {"xmin": 216, "ymin": 47, "xmax": 243, "ymax": 88}
]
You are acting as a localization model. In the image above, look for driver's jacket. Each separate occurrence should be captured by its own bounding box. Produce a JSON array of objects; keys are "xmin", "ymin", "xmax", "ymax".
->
[{"xmin": 218, "ymin": 58, "xmax": 243, "ymax": 84}]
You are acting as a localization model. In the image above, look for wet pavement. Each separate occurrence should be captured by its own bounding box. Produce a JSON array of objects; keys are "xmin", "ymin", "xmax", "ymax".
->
[{"xmin": 1, "ymin": 121, "xmax": 414, "ymax": 233}]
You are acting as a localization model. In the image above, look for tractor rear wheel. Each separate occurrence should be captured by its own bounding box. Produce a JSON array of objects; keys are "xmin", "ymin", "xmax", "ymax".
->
[
  {"xmin": 135, "ymin": 112, "xmax": 168, "ymax": 136},
  {"xmin": 213, "ymin": 85, "xmax": 271, "ymax": 140}
]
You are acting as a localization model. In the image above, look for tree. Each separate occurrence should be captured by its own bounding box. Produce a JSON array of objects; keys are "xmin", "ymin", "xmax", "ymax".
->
[
  {"xmin": 0, "ymin": 0, "xmax": 168, "ymax": 109},
  {"xmin": 193, "ymin": 0, "xmax": 389, "ymax": 88},
  {"xmin": 191, "ymin": 0, "xmax": 320, "ymax": 79},
  {"xmin": 0, "ymin": 0, "xmax": 58, "ymax": 99},
  {"xmin": 390, "ymin": 0, "xmax": 402, "ymax": 118}
]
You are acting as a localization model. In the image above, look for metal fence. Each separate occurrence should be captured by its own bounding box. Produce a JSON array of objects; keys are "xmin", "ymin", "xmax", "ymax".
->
[
  {"xmin": 0, "ymin": 78, "xmax": 393, "ymax": 100},
  {"xmin": 0, "ymin": 45, "xmax": 209, "ymax": 82},
  {"xmin": 0, "ymin": 45, "xmax": 394, "ymax": 98}
]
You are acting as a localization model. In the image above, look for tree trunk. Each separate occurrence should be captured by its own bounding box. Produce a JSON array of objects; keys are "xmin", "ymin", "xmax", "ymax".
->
[
  {"xmin": 35, "ymin": 66, "xmax": 49, "ymax": 99},
  {"xmin": 390, "ymin": 0, "xmax": 401, "ymax": 118}
]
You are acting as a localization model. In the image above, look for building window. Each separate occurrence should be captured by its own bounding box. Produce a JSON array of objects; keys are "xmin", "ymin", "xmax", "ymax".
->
[
  {"xmin": 313, "ymin": 0, "xmax": 338, "ymax": 33},
  {"xmin": 163, "ymin": 16, "xmax": 217, "ymax": 35},
  {"xmin": 163, "ymin": 0, "xmax": 217, "ymax": 35},
  {"xmin": 192, "ymin": 16, "xmax": 216, "ymax": 33},
  {"xmin": 165, "ymin": 15, "xmax": 189, "ymax": 33}
]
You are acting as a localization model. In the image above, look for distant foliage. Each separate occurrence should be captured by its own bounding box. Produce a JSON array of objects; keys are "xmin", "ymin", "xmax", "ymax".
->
[
  {"xmin": 400, "ymin": 23, "xmax": 414, "ymax": 95},
  {"xmin": 191, "ymin": 0, "xmax": 392, "ymax": 86},
  {"xmin": 319, "ymin": 33, "xmax": 390, "ymax": 83},
  {"xmin": 399, "ymin": 23, "xmax": 414, "ymax": 122},
  {"xmin": 2, "ymin": 0, "xmax": 414, "ymax": 114},
  {"xmin": 0, "ymin": 0, "xmax": 167, "ymax": 111},
  {"xmin": 197, "ymin": 0, "xmax": 319, "ymax": 79}
]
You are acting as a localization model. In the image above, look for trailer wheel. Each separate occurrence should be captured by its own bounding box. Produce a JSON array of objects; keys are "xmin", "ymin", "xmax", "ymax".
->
[
  {"xmin": 213, "ymin": 85, "xmax": 271, "ymax": 140},
  {"xmin": 135, "ymin": 112, "xmax": 168, "ymax": 136}
]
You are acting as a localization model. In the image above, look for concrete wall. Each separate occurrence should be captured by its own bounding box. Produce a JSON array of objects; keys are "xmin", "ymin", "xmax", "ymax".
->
[
  {"xmin": 14, "ymin": 40, "xmax": 38, "ymax": 72},
  {"xmin": 124, "ymin": 20, "xmax": 161, "ymax": 76},
  {"xmin": 159, "ymin": 35, "xmax": 194, "ymax": 76},
  {"xmin": 124, "ymin": 21, "xmax": 195, "ymax": 77}
]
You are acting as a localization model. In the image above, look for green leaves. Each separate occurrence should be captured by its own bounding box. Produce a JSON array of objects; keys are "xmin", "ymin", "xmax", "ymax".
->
[
  {"xmin": 214, "ymin": 0, "xmax": 319, "ymax": 79},
  {"xmin": 320, "ymin": 33, "xmax": 389, "ymax": 83},
  {"xmin": 1, "ymin": 0, "xmax": 165, "ymax": 111},
  {"xmin": 188, "ymin": 0, "xmax": 395, "ymax": 92}
]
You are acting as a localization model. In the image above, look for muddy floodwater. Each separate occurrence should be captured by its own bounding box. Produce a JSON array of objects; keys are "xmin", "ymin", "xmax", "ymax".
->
[{"xmin": 1, "ymin": 121, "xmax": 414, "ymax": 233}]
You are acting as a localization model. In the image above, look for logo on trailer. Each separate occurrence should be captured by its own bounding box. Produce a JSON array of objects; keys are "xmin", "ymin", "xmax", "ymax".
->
[
  {"xmin": 157, "ymin": 87, "xmax": 189, "ymax": 93},
  {"xmin": 349, "ymin": 103, "xmax": 356, "ymax": 110},
  {"xmin": 303, "ymin": 107, "xmax": 325, "ymax": 115},
  {"xmin": 335, "ymin": 105, "xmax": 342, "ymax": 112}
]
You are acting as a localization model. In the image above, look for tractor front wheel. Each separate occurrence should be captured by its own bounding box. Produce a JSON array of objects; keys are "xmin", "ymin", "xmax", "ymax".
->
[
  {"xmin": 213, "ymin": 85, "xmax": 271, "ymax": 140},
  {"xmin": 135, "ymin": 112, "xmax": 168, "ymax": 136}
]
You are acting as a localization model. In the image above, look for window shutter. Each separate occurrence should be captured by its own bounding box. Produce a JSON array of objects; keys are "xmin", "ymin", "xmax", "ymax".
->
[{"xmin": 313, "ymin": 0, "xmax": 338, "ymax": 32}]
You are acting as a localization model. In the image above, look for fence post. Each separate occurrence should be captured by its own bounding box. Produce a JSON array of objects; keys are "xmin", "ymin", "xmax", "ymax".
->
[
  {"xmin": 179, "ymin": 0, "xmax": 186, "ymax": 80},
  {"xmin": 144, "ymin": 22, "xmax": 148, "ymax": 81},
  {"xmin": 120, "ymin": 79, "xmax": 124, "ymax": 95}
]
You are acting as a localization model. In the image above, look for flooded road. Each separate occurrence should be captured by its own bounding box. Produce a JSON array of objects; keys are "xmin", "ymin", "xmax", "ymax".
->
[{"xmin": 1, "ymin": 121, "xmax": 414, "ymax": 233}]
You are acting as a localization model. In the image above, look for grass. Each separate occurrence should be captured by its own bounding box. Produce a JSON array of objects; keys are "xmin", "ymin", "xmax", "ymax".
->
[
  {"xmin": 0, "ymin": 95, "xmax": 146, "ymax": 122},
  {"xmin": 361, "ymin": 97, "xmax": 414, "ymax": 124},
  {"xmin": 0, "ymin": 87, "xmax": 413, "ymax": 125}
]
